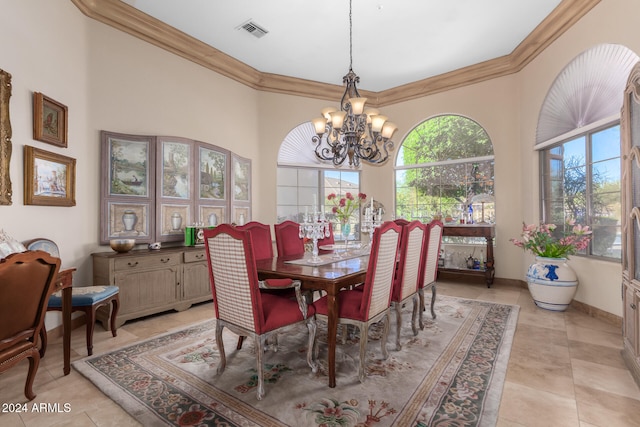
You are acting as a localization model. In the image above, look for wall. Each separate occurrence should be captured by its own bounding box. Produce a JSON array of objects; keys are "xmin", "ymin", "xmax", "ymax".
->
[{"xmin": 0, "ymin": 0, "xmax": 635, "ymax": 327}]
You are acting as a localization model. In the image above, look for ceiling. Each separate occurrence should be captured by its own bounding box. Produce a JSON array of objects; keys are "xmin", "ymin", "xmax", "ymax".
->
[{"xmin": 72, "ymin": 0, "xmax": 601, "ymax": 104}]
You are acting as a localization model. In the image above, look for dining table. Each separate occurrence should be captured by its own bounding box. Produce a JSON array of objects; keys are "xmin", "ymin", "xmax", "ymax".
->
[{"xmin": 255, "ymin": 251, "xmax": 368, "ymax": 388}]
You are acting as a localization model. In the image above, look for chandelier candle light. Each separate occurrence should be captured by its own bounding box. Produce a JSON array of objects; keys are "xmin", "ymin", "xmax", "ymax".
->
[
  {"xmin": 311, "ymin": 0, "xmax": 397, "ymax": 167},
  {"xmin": 361, "ymin": 197, "xmax": 383, "ymax": 251}
]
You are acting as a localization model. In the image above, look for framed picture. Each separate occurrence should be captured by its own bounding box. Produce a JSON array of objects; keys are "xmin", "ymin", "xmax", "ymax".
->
[
  {"xmin": 198, "ymin": 205, "xmax": 225, "ymax": 226},
  {"xmin": 232, "ymin": 154, "xmax": 251, "ymax": 202},
  {"xmin": 0, "ymin": 69, "xmax": 12, "ymax": 205},
  {"xmin": 157, "ymin": 203, "xmax": 190, "ymax": 242},
  {"xmin": 199, "ymin": 144, "xmax": 227, "ymax": 201},
  {"xmin": 104, "ymin": 201, "xmax": 151, "ymax": 242},
  {"xmin": 33, "ymin": 92, "xmax": 68, "ymax": 148},
  {"xmin": 24, "ymin": 145, "xmax": 76, "ymax": 207},
  {"xmin": 102, "ymin": 132, "xmax": 154, "ymax": 198},
  {"xmin": 158, "ymin": 137, "xmax": 192, "ymax": 200}
]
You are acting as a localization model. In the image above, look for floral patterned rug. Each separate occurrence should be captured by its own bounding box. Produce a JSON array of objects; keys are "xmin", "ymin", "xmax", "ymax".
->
[{"xmin": 73, "ymin": 295, "xmax": 518, "ymax": 427}]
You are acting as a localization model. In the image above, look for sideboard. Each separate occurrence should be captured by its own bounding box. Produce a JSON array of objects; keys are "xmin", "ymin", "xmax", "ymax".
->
[
  {"xmin": 440, "ymin": 224, "xmax": 495, "ymax": 287},
  {"xmin": 92, "ymin": 246, "xmax": 211, "ymax": 328}
]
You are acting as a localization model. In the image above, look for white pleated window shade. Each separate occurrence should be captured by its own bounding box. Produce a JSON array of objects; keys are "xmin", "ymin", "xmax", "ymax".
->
[
  {"xmin": 536, "ymin": 44, "xmax": 639, "ymax": 145},
  {"xmin": 277, "ymin": 122, "xmax": 338, "ymax": 169}
]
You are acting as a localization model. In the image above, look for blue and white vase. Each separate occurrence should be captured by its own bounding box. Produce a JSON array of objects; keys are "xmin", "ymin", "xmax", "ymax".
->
[{"xmin": 526, "ymin": 256, "xmax": 578, "ymax": 311}]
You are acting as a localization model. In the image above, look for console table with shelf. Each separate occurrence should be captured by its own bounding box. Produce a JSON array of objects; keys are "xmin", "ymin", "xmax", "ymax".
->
[
  {"xmin": 92, "ymin": 246, "xmax": 211, "ymax": 327},
  {"xmin": 440, "ymin": 224, "xmax": 495, "ymax": 287}
]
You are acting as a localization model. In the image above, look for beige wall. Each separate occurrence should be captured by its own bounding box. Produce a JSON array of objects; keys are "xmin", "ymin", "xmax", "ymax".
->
[{"xmin": 1, "ymin": 0, "xmax": 636, "ymax": 328}]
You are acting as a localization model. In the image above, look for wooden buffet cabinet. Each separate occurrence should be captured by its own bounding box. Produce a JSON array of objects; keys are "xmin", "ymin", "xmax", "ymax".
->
[{"xmin": 92, "ymin": 246, "xmax": 211, "ymax": 328}]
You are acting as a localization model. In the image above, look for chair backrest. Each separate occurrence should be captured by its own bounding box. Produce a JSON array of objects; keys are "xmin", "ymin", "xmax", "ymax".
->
[
  {"xmin": 274, "ymin": 220, "xmax": 305, "ymax": 257},
  {"xmin": 203, "ymin": 225, "xmax": 265, "ymax": 334},
  {"xmin": 0, "ymin": 250, "xmax": 61, "ymax": 349},
  {"xmin": 317, "ymin": 222, "xmax": 335, "ymax": 247},
  {"xmin": 393, "ymin": 218, "xmax": 409, "ymax": 227},
  {"xmin": 359, "ymin": 221, "xmax": 401, "ymax": 320},
  {"xmin": 421, "ymin": 220, "xmax": 444, "ymax": 288},
  {"xmin": 237, "ymin": 221, "xmax": 273, "ymax": 261},
  {"xmin": 392, "ymin": 220, "xmax": 426, "ymax": 302}
]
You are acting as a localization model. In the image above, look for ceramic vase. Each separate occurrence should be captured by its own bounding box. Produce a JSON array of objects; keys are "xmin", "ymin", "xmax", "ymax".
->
[
  {"xmin": 526, "ymin": 256, "xmax": 578, "ymax": 311},
  {"xmin": 171, "ymin": 212, "xmax": 182, "ymax": 231}
]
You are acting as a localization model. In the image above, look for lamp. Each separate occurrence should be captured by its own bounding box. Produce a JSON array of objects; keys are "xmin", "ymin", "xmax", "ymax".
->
[
  {"xmin": 311, "ymin": 0, "xmax": 397, "ymax": 168},
  {"xmin": 470, "ymin": 193, "xmax": 495, "ymax": 224}
]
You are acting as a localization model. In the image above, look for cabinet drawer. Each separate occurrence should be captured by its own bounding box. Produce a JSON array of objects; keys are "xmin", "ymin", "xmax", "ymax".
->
[
  {"xmin": 114, "ymin": 254, "xmax": 180, "ymax": 271},
  {"xmin": 184, "ymin": 250, "xmax": 207, "ymax": 263}
]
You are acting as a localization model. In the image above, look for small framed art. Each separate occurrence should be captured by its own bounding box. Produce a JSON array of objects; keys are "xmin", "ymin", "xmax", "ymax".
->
[
  {"xmin": 24, "ymin": 145, "xmax": 76, "ymax": 207},
  {"xmin": 33, "ymin": 92, "xmax": 68, "ymax": 148}
]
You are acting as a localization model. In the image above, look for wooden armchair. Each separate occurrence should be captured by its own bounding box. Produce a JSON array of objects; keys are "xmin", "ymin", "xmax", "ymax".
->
[{"xmin": 0, "ymin": 250, "xmax": 61, "ymax": 400}]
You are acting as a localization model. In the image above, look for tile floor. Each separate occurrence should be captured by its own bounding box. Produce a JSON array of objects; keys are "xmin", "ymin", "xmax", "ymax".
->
[{"xmin": 1, "ymin": 279, "xmax": 640, "ymax": 427}]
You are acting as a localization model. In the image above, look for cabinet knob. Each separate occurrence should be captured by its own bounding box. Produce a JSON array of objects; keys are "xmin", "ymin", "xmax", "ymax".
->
[
  {"xmin": 631, "ymin": 303, "xmax": 637, "ymax": 310},
  {"xmin": 127, "ymin": 261, "xmax": 139, "ymax": 267},
  {"xmin": 196, "ymin": 254, "xmax": 204, "ymax": 259},
  {"xmin": 161, "ymin": 258, "xmax": 170, "ymax": 263}
]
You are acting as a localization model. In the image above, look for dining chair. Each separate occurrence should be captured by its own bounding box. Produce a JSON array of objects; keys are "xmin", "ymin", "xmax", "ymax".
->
[
  {"xmin": 23, "ymin": 238, "xmax": 120, "ymax": 357},
  {"xmin": 391, "ymin": 220, "xmax": 426, "ymax": 350},
  {"xmin": 313, "ymin": 220, "xmax": 401, "ymax": 383},
  {"xmin": 203, "ymin": 224, "xmax": 317, "ymax": 400},
  {"xmin": 274, "ymin": 220, "xmax": 305, "ymax": 257},
  {"xmin": 317, "ymin": 222, "xmax": 335, "ymax": 248},
  {"xmin": 418, "ymin": 219, "xmax": 444, "ymax": 330},
  {"xmin": 235, "ymin": 221, "xmax": 298, "ymax": 349},
  {"xmin": 0, "ymin": 250, "xmax": 61, "ymax": 400}
]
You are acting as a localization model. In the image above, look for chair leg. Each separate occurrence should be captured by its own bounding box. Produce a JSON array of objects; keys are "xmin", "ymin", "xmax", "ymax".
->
[
  {"xmin": 25, "ymin": 348, "xmax": 40, "ymax": 401},
  {"xmin": 236, "ymin": 336, "xmax": 245, "ymax": 350},
  {"xmin": 109, "ymin": 296, "xmax": 119, "ymax": 337},
  {"xmin": 430, "ymin": 284, "xmax": 437, "ymax": 320},
  {"xmin": 381, "ymin": 312, "xmax": 390, "ymax": 361},
  {"xmin": 215, "ymin": 322, "xmax": 226, "ymax": 374},
  {"xmin": 418, "ymin": 288, "xmax": 425, "ymax": 330},
  {"xmin": 358, "ymin": 323, "xmax": 367, "ymax": 383},
  {"xmin": 411, "ymin": 294, "xmax": 419, "ymax": 336},
  {"xmin": 86, "ymin": 306, "xmax": 97, "ymax": 356},
  {"xmin": 255, "ymin": 335, "xmax": 266, "ymax": 400},
  {"xmin": 39, "ymin": 325, "xmax": 48, "ymax": 358},
  {"xmin": 306, "ymin": 318, "xmax": 318, "ymax": 373},
  {"xmin": 394, "ymin": 302, "xmax": 402, "ymax": 351}
]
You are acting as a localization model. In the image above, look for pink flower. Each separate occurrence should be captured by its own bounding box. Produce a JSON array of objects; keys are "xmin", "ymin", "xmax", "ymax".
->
[{"xmin": 511, "ymin": 220, "xmax": 592, "ymax": 259}]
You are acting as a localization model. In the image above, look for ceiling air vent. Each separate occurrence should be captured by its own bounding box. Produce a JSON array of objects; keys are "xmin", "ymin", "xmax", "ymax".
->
[{"xmin": 238, "ymin": 20, "xmax": 269, "ymax": 39}]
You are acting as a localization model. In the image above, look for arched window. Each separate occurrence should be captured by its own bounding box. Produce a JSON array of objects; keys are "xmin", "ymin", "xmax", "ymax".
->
[
  {"xmin": 537, "ymin": 44, "xmax": 638, "ymax": 261},
  {"xmin": 276, "ymin": 122, "xmax": 363, "ymax": 239},
  {"xmin": 395, "ymin": 115, "xmax": 495, "ymax": 224}
]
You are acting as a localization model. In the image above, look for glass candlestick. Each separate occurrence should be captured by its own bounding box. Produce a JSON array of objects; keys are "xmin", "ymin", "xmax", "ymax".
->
[{"xmin": 299, "ymin": 211, "xmax": 331, "ymax": 263}]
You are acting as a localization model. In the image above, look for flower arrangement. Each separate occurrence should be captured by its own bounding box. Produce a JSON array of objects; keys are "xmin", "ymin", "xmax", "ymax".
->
[
  {"xmin": 510, "ymin": 220, "xmax": 592, "ymax": 259},
  {"xmin": 327, "ymin": 192, "xmax": 366, "ymax": 223}
]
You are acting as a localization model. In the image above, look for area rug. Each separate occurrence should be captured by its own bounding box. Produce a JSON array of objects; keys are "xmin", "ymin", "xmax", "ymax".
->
[{"xmin": 73, "ymin": 295, "xmax": 518, "ymax": 427}]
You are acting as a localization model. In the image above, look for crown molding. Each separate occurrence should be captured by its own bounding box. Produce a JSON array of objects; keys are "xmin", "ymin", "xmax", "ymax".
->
[{"xmin": 71, "ymin": 0, "xmax": 601, "ymax": 107}]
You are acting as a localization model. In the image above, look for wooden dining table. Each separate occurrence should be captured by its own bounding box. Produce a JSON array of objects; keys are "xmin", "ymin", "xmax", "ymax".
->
[{"xmin": 255, "ymin": 253, "xmax": 368, "ymax": 388}]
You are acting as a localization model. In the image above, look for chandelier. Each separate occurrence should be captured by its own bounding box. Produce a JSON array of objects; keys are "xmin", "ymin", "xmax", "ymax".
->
[{"xmin": 311, "ymin": 0, "xmax": 397, "ymax": 168}]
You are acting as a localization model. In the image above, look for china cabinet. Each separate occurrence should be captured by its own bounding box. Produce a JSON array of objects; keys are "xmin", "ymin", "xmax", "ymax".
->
[{"xmin": 621, "ymin": 62, "xmax": 640, "ymax": 385}]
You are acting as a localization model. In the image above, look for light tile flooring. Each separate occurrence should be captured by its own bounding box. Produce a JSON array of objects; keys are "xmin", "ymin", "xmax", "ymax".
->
[{"xmin": 2, "ymin": 280, "xmax": 640, "ymax": 427}]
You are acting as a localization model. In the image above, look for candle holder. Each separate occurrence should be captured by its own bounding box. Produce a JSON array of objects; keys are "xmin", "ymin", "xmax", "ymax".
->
[
  {"xmin": 361, "ymin": 205, "xmax": 383, "ymax": 252},
  {"xmin": 299, "ymin": 211, "xmax": 331, "ymax": 263}
]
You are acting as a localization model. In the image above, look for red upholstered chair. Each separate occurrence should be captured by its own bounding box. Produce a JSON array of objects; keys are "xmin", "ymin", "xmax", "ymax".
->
[
  {"xmin": 317, "ymin": 222, "xmax": 335, "ymax": 248},
  {"xmin": 274, "ymin": 220, "xmax": 305, "ymax": 257},
  {"xmin": 0, "ymin": 250, "xmax": 61, "ymax": 400},
  {"xmin": 391, "ymin": 220, "xmax": 426, "ymax": 350},
  {"xmin": 237, "ymin": 221, "xmax": 274, "ymax": 260},
  {"xmin": 313, "ymin": 221, "xmax": 401, "ymax": 383},
  {"xmin": 204, "ymin": 224, "xmax": 317, "ymax": 400},
  {"xmin": 418, "ymin": 220, "xmax": 444, "ymax": 330}
]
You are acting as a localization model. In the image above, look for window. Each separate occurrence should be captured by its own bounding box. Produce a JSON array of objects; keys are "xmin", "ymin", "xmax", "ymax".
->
[
  {"xmin": 395, "ymin": 115, "xmax": 495, "ymax": 231},
  {"xmin": 540, "ymin": 123, "xmax": 621, "ymax": 260},
  {"xmin": 276, "ymin": 167, "xmax": 362, "ymax": 239}
]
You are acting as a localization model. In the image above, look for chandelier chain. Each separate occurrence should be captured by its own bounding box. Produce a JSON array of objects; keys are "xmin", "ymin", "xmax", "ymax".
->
[{"xmin": 349, "ymin": 0, "xmax": 353, "ymax": 71}]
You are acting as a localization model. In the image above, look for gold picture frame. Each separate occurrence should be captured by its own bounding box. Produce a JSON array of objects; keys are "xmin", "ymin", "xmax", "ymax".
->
[
  {"xmin": 0, "ymin": 69, "xmax": 12, "ymax": 205},
  {"xmin": 24, "ymin": 145, "xmax": 76, "ymax": 206},
  {"xmin": 33, "ymin": 92, "xmax": 68, "ymax": 147}
]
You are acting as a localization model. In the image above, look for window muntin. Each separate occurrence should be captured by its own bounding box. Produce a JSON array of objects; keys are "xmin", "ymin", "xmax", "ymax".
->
[
  {"xmin": 276, "ymin": 167, "xmax": 362, "ymax": 240},
  {"xmin": 540, "ymin": 123, "xmax": 621, "ymax": 261}
]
